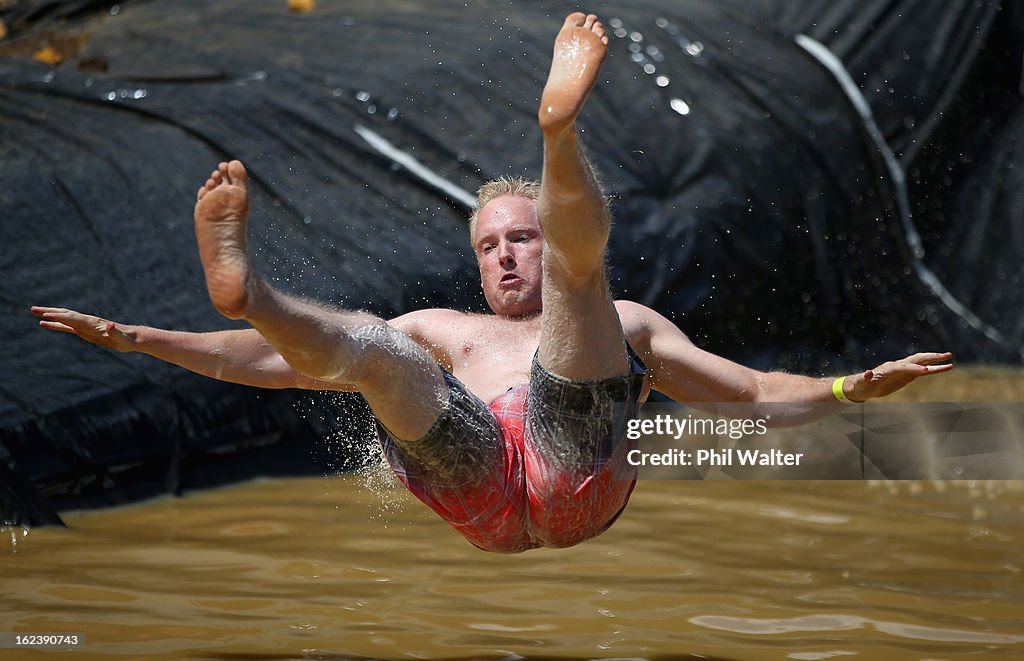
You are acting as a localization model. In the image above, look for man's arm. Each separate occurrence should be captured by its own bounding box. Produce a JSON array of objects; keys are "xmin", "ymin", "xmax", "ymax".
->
[
  {"xmin": 31, "ymin": 306, "xmax": 354, "ymax": 390},
  {"xmin": 617, "ymin": 301, "xmax": 954, "ymax": 424}
]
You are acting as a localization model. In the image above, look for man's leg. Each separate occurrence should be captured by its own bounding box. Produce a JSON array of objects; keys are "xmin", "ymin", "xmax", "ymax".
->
[
  {"xmin": 193, "ymin": 161, "xmax": 445, "ymax": 442},
  {"xmin": 535, "ymin": 13, "xmax": 626, "ymax": 379},
  {"xmin": 521, "ymin": 13, "xmax": 644, "ymax": 549}
]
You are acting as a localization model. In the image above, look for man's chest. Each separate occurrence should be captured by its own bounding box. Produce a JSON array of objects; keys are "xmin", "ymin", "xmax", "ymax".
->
[
  {"xmin": 444, "ymin": 320, "xmax": 541, "ymax": 400},
  {"xmin": 452, "ymin": 322, "xmax": 539, "ymax": 371}
]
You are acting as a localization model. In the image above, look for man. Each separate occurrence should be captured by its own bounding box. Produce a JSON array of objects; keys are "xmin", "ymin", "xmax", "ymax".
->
[{"xmin": 33, "ymin": 13, "xmax": 953, "ymax": 552}]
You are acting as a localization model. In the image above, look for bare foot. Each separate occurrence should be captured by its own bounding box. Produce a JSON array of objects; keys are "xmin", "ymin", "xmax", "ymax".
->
[
  {"xmin": 538, "ymin": 12, "xmax": 608, "ymax": 136},
  {"xmin": 194, "ymin": 160, "xmax": 253, "ymax": 319}
]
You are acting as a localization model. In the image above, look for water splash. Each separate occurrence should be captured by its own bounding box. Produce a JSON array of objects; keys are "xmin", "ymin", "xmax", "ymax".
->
[
  {"xmin": 291, "ymin": 391, "xmax": 408, "ymax": 519},
  {"xmin": 104, "ymin": 88, "xmax": 148, "ymax": 101},
  {"xmin": 609, "ymin": 16, "xmax": 705, "ymax": 114},
  {"xmin": 2, "ymin": 524, "xmax": 30, "ymax": 555}
]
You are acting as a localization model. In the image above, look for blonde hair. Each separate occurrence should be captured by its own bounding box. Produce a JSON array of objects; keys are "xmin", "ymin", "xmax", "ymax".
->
[{"xmin": 468, "ymin": 176, "xmax": 541, "ymax": 243}]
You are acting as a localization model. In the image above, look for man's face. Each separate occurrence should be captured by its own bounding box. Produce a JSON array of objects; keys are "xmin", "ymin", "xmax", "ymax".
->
[{"xmin": 473, "ymin": 195, "xmax": 544, "ymax": 317}]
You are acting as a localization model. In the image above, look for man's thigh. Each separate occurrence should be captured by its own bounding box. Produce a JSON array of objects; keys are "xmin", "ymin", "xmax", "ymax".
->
[
  {"xmin": 522, "ymin": 352, "xmax": 646, "ymax": 547},
  {"xmin": 378, "ymin": 373, "xmax": 536, "ymax": 552},
  {"xmin": 525, "ymin": 350, "xmax": 645, "ymax": 472}
]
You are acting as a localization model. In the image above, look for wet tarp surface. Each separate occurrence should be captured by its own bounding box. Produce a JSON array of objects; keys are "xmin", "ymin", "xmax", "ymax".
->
[{"xmin": 1, "ymin": 0, "xmax": 1021, "ymax": 522}]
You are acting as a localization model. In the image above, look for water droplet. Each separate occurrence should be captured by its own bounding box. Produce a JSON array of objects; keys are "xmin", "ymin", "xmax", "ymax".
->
[
  {"xmin": 686, "ymin": 41, "xmax": 704, "ymax": 56},
  {"xmin": 669, "ymin": 98, "xmax": 690, "ymax": 115},
  {"xmin": 656, "ymin": 75, "xmax": 670, "ymax": 87}
]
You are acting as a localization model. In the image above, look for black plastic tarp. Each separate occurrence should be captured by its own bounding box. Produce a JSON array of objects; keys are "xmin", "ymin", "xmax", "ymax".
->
[{"xmin": 1, "ymin": 0, "xmax": 1021, "ymax": 523}]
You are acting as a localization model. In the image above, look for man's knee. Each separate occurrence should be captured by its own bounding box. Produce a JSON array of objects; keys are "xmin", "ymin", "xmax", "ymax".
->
[
  {"xmin": 378, "ymin": 372, "xmax": 503, "ymax": 483},
  {"xmin": 344, "ymin": 321, "xmax": 433, "ymax": 387},
  {"xmin": 540, "ymin": 236, "xmax": 609, "ymax": 283}
]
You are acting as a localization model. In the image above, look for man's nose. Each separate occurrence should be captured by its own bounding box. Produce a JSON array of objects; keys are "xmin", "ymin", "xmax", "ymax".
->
[{"xmin": 498, "ymin": 241, "xmax": 516, "ymax": 266}]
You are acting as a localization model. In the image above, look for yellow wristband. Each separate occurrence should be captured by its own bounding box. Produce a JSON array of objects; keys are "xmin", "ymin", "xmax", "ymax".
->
[{"xmin": 832, "ymin": 376, "xmax": 853, "ymax": 403}]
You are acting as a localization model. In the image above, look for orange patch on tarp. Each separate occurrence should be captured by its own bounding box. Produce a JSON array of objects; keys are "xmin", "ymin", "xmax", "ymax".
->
[
  {"xmin": 287, "ymin": 0, "xmax": 316, "ymax": 13},
  {"xmin": 32, "ymin": 46, "xmax": 64, "ymax": 65}
]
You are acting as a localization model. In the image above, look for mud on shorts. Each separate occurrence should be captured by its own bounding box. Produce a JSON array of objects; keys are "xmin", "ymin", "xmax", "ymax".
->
[{"xmin": 377, "ymin": 350, "xmax": 646, "ymax": 553}]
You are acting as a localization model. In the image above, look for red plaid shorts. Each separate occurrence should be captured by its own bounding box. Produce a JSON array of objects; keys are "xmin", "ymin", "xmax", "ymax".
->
[{"xmin": 379, "ymin": 353, "xmax": 646, "ymax": 552}]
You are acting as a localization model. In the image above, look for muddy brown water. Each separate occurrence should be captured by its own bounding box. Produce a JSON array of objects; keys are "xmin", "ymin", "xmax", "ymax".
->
[{"xmin": 2, "ymin": 367, "xmax": 1023, "ymax": 660}]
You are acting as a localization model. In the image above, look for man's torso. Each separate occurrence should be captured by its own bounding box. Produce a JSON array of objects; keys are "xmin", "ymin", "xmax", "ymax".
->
[{"xmin": 391, "ymin": 301, "xmax": 652, "ymax": 404}]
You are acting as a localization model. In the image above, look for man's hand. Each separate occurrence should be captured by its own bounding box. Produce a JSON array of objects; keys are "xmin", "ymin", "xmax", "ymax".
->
[
  {"xmin": 845, "ymin": 352, "xmax": 954, "ymax": 402},
  {"xmin": 31, "ymin": 306, "xmax": 135, "ymax": 353}
]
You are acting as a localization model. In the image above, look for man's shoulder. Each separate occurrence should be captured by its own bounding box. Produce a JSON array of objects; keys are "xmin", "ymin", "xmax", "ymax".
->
[
  {"xmin": 613, "ymin": 299, "xmax": 660, "ymax": 326},
  {"xmin": 613, "ymin": 299, "xmax": 692, "ymax": 346},
  {"xmin": 391, "ymin": 307, "xmax": 469, "ymax": 324},
  {"xmin": 613, "ymin": 299, "xmax": 651, "ymax": 314},
  {"xmin": 389, "ymin": 308, "xmax": 486, "ymax": 342}
]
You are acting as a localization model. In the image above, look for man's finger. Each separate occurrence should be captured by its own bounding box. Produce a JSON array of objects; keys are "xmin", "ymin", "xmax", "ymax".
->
[
  {"xmin": 29, "ymin": 309, "xmax": 64, "ymax": 319},
  {"xmin": 919, "ymin": 363, "xmax": 955, "ymax": 375},
  {"xmin": 890, "ymin": 363, "xmax": 953, "ymax": 377},
  {"xmin": 40, "ymin": 309, "xmax": 89, "ymax": 325},
  {"xmin": 38, "ymin": 320, "xmax": 76, "ymax": 334},
  {"xmin": 906, "ymin": 351, "xmax": 953, "ymax": 364},
  {"xmin": 921, "ymin": 352, "xmax": 954, "ymax": 364}
]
